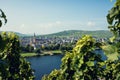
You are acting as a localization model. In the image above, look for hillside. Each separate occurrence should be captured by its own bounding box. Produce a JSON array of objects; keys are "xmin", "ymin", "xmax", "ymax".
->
[
  {"xmin": 41, "ymin": 30, "xmax": 113, "ymax": 38},
  {"xmin": 15, "ymin": 32, "xmax": 31, "ymax": 37}
]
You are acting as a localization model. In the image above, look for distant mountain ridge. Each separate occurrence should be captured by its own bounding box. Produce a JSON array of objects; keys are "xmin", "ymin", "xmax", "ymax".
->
[
  {"xmin": 0, "ymin": 31, "xmax": 31, "ymax": 37},
  {"xmin": 41, "ymin": 30, "xmax": 113, "ymax": 38},
  {"xmin": 15, "ymin": 32, "xmax": 31, "ymax": 37},
  {"xmin": 0, "ymin": 30, "xmax": 113, "ymax": 38}
]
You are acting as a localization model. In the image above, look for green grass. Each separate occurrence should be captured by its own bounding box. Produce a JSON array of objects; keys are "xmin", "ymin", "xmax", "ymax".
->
[
  {"xmin": 21, "ymin": 53, "xmax": 37, "ymax": 57},
  {"xmin": 21, "ymin": 50, "xmax": 62, "ymax": 57},
  {"xmin": 44, "ymin": 50, "xmax": 62, "ymax": 54}
]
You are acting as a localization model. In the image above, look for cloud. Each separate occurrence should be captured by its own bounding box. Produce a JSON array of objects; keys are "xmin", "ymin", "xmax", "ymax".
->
[
  {"xmin": 0, "ymin": 20, "xmax": 107, "ymax": 35},
  {"xmin": 56, "ymin": 21, "xmax": 61, "ymax": 24},
  {"xmin": 20, "ymin": 24, "xmax": 25, "ymax": 28},
  {"xmin": 87, "ymin": 21, "xmax": 96, "ymax": 27},
  {"xmin": 30, "ymin": 21, "xmax": 63, "ymax": 34}
]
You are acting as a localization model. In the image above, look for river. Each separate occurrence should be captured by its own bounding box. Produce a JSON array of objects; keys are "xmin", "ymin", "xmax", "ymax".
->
[
  {"xmin": 26, "ymin": 49, "xmax": 107, "ymax": 80},
  {"xmin": 26, "ymin": 55, "xmax": 63, "ymax": 80}
]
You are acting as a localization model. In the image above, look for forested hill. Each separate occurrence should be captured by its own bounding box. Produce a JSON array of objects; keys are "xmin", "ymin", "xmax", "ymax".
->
[{"xmin": 42, "ymin": 30, "xmax": 113, "ymax": 38}]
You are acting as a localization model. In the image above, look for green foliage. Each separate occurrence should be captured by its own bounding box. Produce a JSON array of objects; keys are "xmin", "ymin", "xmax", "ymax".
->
[
  {"xmin": 0, "ymin": 9, "xmax": 7, "ymax": 27},
  {"xmin": 116, "ymin": 41, "xmax": 120, "ymax": 54},
  {"xmin": 34, "ymin": 48, "xmax": 41, "ymax": 54},
  {"xmin": 102, "ymin": 59, "xmax": 120, "ymax": 80},
  {"xmin": 102, "ymin": 45, "xmax": 117, "ymax": 55},
  {"xmin": 107, "ymin": 0, "xmax": 120, "ymax": 41},
  {"xmin": 0, "ymin": 32, "xmax": 34, "ymax": 79},
  {"xmin": 25, "ymin": 44, "xmax": 34, "ymax": 52}
]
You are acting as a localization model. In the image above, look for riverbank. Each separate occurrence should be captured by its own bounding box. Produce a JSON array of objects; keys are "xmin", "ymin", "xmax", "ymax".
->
[{"xmin": 21, "ymin": 50, "xmax": 62, "ymax": 57}]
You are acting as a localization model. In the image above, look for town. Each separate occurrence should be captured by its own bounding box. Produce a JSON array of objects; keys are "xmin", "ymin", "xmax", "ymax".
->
[{"xmin": 20, "ymin": 33, "xmax": 109, "ymax": 53}]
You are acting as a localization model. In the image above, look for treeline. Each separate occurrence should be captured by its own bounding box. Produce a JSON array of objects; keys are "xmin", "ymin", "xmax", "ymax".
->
[{"xmin": 20, "ymin": 43, "xmax": 74, "ymax": 53}]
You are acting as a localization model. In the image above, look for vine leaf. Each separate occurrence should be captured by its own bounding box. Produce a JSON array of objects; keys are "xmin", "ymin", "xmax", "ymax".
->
[
  {"xmin": 0, "ymin": 9, "xmax": 7, "ymax": 27},
  {"xmin": 86, "ymin": 61, "xmax": 94, "ymax": 67},
  {"xmin": 109, "ymin": 36, "xmax": 116, "ymax": 42},
  {"xmin": 115, "ymin": 0, "xmax": 120, "ymax": 6}
]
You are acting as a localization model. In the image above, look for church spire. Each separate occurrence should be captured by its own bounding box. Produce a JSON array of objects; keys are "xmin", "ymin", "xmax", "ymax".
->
[
  {"xmin": 33, "ymin": 33, "xmax": 36, "ymax": 44},
  {"xmin": 34, "ymin": 33, "xmax": 36, "ymax": 38}
]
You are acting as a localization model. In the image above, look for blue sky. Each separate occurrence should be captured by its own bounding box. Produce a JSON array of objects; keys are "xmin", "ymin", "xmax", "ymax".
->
[{"xmin": 0, "ymin": 0, "xmax": 115, "ymax": 34}]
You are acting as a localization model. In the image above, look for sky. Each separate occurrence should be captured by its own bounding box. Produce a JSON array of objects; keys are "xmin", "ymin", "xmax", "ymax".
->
[{"xmin": 0, "ymin": 0, "xmax": 115, "ymax": 35}]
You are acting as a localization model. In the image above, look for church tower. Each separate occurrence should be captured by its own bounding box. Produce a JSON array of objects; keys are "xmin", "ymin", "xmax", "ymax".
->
[
  {"xmin": 33, "ymin": 33, "xmax": 36, "ymax": 44},
  {"xmin": 29, "ymin": 33, "xmax": 36, "ymax": 50}
]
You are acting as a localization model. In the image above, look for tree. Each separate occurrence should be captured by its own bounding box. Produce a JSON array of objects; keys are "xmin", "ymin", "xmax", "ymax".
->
[
  {"xmin": 0, "ymin": 10, "xmax": 34, "ymax": 79},
  {"xmin": 34, "ymin": 48, "xmax": 41, "ymax": 55},
  {"xmin": 25, "ymin": 44, "xmax": 34, "ymax": 52}
]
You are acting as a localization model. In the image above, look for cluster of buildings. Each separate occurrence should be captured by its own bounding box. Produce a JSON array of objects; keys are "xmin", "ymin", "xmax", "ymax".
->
[
  {"xmin": 20, "ymin": 33, "xmax": 79, "ymax": 49},
  {"xmin": 20, "ymin": 33, "xmax": 109, "ymax": 50}
]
